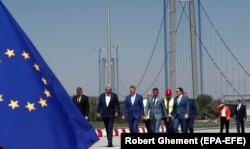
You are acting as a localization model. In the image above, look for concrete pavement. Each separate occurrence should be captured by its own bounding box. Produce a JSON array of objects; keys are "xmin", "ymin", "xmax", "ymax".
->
[{"xmin": 90, "ymin": 126, "xmax": 250, "ymax": 149}]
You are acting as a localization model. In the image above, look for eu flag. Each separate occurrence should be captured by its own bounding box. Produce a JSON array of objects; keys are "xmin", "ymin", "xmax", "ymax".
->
[{"xmin": 0, "ymin": 1, "xmax": 99, "ymax": 149}]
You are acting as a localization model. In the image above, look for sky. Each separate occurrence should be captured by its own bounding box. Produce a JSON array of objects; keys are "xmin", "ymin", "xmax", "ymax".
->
[{"xmin": 2, "ymin": 0, "xmax": 250, "ymax": 98}]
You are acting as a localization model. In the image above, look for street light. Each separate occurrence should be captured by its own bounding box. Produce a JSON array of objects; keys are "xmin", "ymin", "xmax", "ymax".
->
[
  {"xmin": 92, "ymin": 48, "xmax": 106, "ymax": 95},
  {"xmin": 112, "ymin": 45, "xmax": 123, "ymax": 97},
  {"xmin": 107, "ymin": 0, "xmax": 112, "ymax": 85}
]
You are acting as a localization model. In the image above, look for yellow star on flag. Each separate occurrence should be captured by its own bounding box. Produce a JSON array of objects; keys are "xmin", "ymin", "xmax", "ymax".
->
[
  {"xmin": 34, "ymin": 63, "xmax": 40, "ymax": 71},
  {"xmin": 21, "ymin": 51, "xmax": 30, "ymax": 59},
  {"xmin": 0, "ymin": 94, "xmax": 3, "ymax": 102},
  {"xmin": 38, "ymin": 98, "xmax": 47, "ymax": 107},
  {"xmin": 25, "ymin": 102, "xmax": 35, "ymax": 111},
  {"xmin": 42, "ymin": 77, "xmax": 48, "ymax": 85},
  {"xmin": 5, "ymin": 49, "xmax": 15, "ymax": 58},
  {"xmin": 8, "ymin": 100, "xmax": 19, "ymax": 110},
  {"xmin": 44, "ymin": 89, "xmax": 51, "ymax": 98}
]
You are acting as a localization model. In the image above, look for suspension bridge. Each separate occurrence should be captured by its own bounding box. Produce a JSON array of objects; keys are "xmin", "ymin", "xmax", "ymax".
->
[{"xmin": 102, "ymin": 0, "xmax": 250, "ymax": 105}]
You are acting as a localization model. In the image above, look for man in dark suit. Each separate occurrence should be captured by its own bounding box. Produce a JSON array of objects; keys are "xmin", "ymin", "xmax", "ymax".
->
[
  {"xmin": 187, "ymin": 97, "xmax": 197, "ymax": 133},
  {"xmin": 72, "ymin": 87, "xmax": 89, "ymax": 120},
  {"xmin": 122, "ymin": 85, "xmax": 144, "ymax": 133},
  {"xmin": 171, "ymin": 87, "xmax": 190, "ymax": 133},
  {"xmin": 96, "ymin": 84, "xmax": 120, "ymax": 147},
  {"xmin": 234, "ymin": 99, "xmax": 247, "ymax": 133}
]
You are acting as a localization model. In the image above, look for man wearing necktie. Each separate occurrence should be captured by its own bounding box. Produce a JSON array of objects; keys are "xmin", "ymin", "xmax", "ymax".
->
[
  {"xmin": 234, "ymin": 99, "xmax": 247, "ymax": 133},
  {"xmin": 171, "ymin": 87, "xmax": 190, "ymax": 133},
  {"xmin": 72, "ymin": 87, "xmax": 90, "ymax": 120},
  {"xmin": 122, "ymin": 85, "xmax": 144, "ymax": 133},
  {"xmin": 145, "ymin": 87, "xmax": 167, "ymax": 133}
]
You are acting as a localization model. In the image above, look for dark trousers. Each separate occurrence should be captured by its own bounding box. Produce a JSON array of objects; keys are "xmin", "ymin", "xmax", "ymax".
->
[
  {"xmin": 220, "ymin": 117, "xmax": 229, "ymax": 133},
  {"xmin": 128, "ymin": 118, "xmax": 140, "ymax": 133},
  {"xmin": 150, "ymin": 118, "xmax": 161, "ymax": 133},
  {"xmin": 103, "ymin": 117, "xmax": 115, "ymax": 145},
  {"xmin": 187, "ymin": 117, "xmax": 195, "ymax": 133},
  {"xmin": 173, "ymin": 115, "xmax": 188, "ymax": 133},
  {"xmin": 163, "ymin": 117, "xmax": 174, "ymax": 133},
  {"xmin": 144, "ymin": 119, "xmax": 151, "ymax": 133},
  {"xmin": 236, "ymin": 118, "xmax": 245, "ymax": 133}
]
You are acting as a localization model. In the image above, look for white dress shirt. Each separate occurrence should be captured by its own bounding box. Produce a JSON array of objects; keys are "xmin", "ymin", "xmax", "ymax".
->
[{"xmin": 105, "ymin": 95, "xmax": 111, "ymax": 107}]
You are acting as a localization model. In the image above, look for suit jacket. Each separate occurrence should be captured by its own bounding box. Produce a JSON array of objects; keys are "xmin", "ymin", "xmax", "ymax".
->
[
  {"xmin": 234, "ymin": 104, "xmax": 247, "ymax": 120},
  {"xmin": 122, "ymin": 93, "xmax": 144, "ymax": 120},
  {"xmin": 72, "ymin": 94, "xmax": 89, "ymax": 117},
  {"xmin": 189, "ymin": 98, "xmax": 197, "ymax": 119},
  {"xmin": 171, "ymin": 95, "xmax": 190, "ymax": 119},
  {"xmin": 96, "ymin": 92, "xmax": 120, "ymax": 118},
  {"xmin": 145, "ymin": 96, "xmax": 167, "ymax": 120}
]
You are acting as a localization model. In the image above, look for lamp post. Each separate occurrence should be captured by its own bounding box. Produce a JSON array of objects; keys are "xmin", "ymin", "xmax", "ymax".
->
[
  {"xmin": 107, "ymin": 0, "xmax": 112, "ymax": 85},
  {"xmin": 112, "ymin": 45, "xmax": 123, "ymax": 97},
  {"xmin": 92, "ymin": 48, "xmax": 106, "ymax": 95}
]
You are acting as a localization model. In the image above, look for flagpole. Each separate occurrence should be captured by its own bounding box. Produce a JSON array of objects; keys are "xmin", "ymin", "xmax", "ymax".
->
[{"xmin": 107, "ymin": 0, "xmax": 112, "ymax": 85}]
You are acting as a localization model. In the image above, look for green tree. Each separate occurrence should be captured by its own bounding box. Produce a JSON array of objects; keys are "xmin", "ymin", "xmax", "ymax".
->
[
  {"xmin": 196, "ymin": 94, "xmax": 219, "ymax": 120},
  {"xmin": 89, "ymin": 96, "xmax": 99, "ymax": 121}
]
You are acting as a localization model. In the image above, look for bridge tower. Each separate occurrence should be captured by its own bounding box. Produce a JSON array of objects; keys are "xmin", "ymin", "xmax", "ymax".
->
[{"xmin": 168, "ymin": 0, "xmax": 199, "ymax": 99}]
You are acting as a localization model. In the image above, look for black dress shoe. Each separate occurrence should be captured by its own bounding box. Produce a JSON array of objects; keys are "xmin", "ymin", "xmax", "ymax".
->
[{"xmin": 106, "ymin": 144, "xmax": 113, "ymax": 147}]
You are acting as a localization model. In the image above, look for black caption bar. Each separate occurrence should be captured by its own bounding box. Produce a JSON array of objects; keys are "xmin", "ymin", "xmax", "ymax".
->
[{"xmin": 121, "ymin": 133, "xmax": 250, "ymax": 148}]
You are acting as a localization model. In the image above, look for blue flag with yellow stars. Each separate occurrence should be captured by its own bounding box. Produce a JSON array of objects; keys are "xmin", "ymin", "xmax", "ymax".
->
[{"xmin": 0, "ymin": 1, "xmax": 99, "ymax": 149}]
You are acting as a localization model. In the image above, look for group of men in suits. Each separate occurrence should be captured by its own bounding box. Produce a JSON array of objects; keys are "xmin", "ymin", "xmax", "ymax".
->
[
  {"xmin": 71, "ymin": 85, "xmax": 199, "ymax": 148},
  {"xmin": 72, "ymin": 85, "xmax": 197, "ymax": 148},
  {"xmin": 142, "ymin": 87, "xmax": 197, "ymax": 133},
  {"xmin": 72, "ymin": 84, "xmax": 247, "ymax": 149}
]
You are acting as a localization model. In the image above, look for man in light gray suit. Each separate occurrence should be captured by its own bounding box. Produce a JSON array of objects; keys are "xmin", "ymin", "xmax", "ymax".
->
[{"xmin": 145, "ymin": 87, "xmax": 167, "ymax": 133}]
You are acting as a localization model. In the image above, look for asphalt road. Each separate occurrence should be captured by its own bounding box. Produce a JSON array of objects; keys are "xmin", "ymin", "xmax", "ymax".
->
[{"xmin": 90, "ymin": 126, "xmax": 250, "ymax": 149}]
